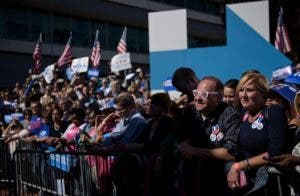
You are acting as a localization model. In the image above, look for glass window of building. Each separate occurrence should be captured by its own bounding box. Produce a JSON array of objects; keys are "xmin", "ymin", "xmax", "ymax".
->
[
  {"xmin": 187, "ymin": 0, "xmax": 205, "ymax": 12},
  {"xmin": 52, "ymin": 14, "xmax": 71, "ymax": 44},
  {"xmin": 91, "ymin": 21, "xmax": 107, "ymax": 49},
  {"xmin": 107, "ymin": 24, "xmax": 122, "ymax": 51},
  {"xmin": 30, "ymin": 10, "xmax": 51, "ymax": 43},
  {"xmin": 127, "ymin": 27, "xmax": 138, "ymax": 52},
  {"xmin": 72, "ymin": 17, "xmax": 90, "ymax": 47},
  {"xmin": 188, "ymin": 36, "xmax": 208, "ymax": 48},
  {"xmin": 188, "ymin": 36, "xmax": 225, "ymax": 48},
  {"xmin": 6, "ymin": 7, "xmax": 30, "ymax": 40},
  {"xmin": 0, "ymin": 6, "xmax": 5, "ymax": 38},
  {"xmin": 139, "ymin": 30, "xmax": 148, "ymax": 53},
  {"xmin": 173, "ymin": 0, "xmax": 185, "ymax": 7}
]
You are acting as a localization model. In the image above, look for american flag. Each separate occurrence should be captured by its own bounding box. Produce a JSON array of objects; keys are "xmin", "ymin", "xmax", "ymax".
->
[
  {"xmin": 117, "ymin": 26, "xmax": 127, "ymax": 54},
  {"xmin": 275, "ymin": 7, "xmax": 292, "ymax": 53},
  {"xmin": 57, "ymin": 32, "xmax": 72, "ymax": 67},
  {"xmin": 90, "ymin": 30, "xmax": 101, "ymax": 68},
  {"xmin": 33, "ymin": 33, "xmax": 42, "ymax": 74}
]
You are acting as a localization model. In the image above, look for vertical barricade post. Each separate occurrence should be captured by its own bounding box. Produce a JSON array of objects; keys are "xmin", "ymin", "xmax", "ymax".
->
[{"xmin": 0, "ymin": 138, "xmax": 17, "ymax": 195}]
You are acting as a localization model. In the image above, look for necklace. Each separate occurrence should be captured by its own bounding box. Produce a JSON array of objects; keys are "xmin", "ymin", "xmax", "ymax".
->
[{"xmin": 54, "ymin": 123, "xmax": 60, "ymax": 131}]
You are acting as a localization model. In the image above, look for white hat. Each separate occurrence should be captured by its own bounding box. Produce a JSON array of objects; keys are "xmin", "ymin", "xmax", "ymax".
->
[{"xmin": 136, "ymin": 68, "xmax": 142, "ymax": 73}]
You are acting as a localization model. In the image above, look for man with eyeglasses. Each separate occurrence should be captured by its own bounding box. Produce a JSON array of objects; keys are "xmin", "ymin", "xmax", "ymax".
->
[
  {"xmin": 96, "ymin": 92, "xmax": 147, "ymax": 146},
  {"xmin": 177, "ymin": 76, "xmax": 241, "ymax": 196}
]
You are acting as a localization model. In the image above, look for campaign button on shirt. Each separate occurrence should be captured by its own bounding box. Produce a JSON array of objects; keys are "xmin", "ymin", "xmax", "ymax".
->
[
  {"xmin": 216, "ymin": 132, "xmax": 224, "ymax": 141},
  {"xmin": 210, "ymin": 133, "xmax": 217, "ymax": 142}
]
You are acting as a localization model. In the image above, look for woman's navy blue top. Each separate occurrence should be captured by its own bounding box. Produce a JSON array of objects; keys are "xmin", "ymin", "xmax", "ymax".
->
[{"xmin": 239, "ymin": 105, "xmax": 287, "ymax": 159}]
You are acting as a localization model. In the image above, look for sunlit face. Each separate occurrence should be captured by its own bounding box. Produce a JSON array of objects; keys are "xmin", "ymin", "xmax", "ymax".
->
[
  {"xmin": 82, "ymin": 87, "xmax": 89, "ymax": 96},
  {"xmin": 31, "ymin": 103, "xmax": 40, "ymax": 115},
  {"xmin": 52, "ymin": 109, "xmax": 62, "ymax": 122},
  {"xmin": 194, "ymin": 79, "xmax": 220, "ymax": 115},
  {"xmin": 223, "ymin": 87, "xmax": 239, "ymax": 107},
  {"xmin": 238, "ymin": 82, "xmax": 265, "ymax": 110},
  {"xmin": 88, "ymin": 112, "xmax": 96, "ymax": 125}
]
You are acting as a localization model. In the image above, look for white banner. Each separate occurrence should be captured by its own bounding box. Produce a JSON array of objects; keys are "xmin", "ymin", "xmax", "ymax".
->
[
  {"xmin": 42, "ymin": 64, "xmax": 55, "ymax": 84},
  {"xmin": 110, "ymin": 53, "xmax": 132, "ymax": 72},
  {"xmin": 272, "ymin": 65, "xmax": 292, "ymax": 81},
  {"xmin": 71, "ymin": 57, "xmax": 89, "ymax": 73}
]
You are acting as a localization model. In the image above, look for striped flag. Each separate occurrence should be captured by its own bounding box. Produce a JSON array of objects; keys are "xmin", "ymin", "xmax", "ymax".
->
[
  {"xmin": 90, "ymin": 30, "xmax": 101, "ymax": 68},
  {"xmin": 275, "ymin": 7, "xmax": 292, "ymax": 53},
  {"xmin": 117, "ymin": 26, "xmax": 127, "ymax": 54},
  {"xmin": 33, "ymin": 33, "xmax": 42, "ymax": 74},
  {"xmin": 57, "ymin": 32, "xmax": 72, "ymax": 67}
]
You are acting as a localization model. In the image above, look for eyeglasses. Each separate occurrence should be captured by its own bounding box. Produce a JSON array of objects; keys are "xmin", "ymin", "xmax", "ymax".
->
[{"xmin": 192, "ymin": 90, "xmax": 220, "ymax": 99}]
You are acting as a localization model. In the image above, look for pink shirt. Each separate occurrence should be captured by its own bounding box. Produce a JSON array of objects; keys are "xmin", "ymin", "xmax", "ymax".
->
[{"xmin": 62, "ymin": 123, "xmax": 87, "ymax": 143}]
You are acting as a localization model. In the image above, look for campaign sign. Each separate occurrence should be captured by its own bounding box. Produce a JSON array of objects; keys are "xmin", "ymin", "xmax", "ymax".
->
[
  {"xmin": 65, "ymin": 67, "xmax": 74, "ymax": 80},
  {"xmin": 49, "ymin": 152, "xmax": 73, "ymax": 172},
  {"xmin": 71, "ymin": 57, "xmax": 89, "ymax": 73},
  {"xmin": 4, "ymin": 113, "xmax": 23, "ymax": 123},
  {"xmin": 87, "ymin": 68, "xmax": 100, "ymax": 79},
  {"xmin": 111, "ymin": 53, "xmax": 132, "ymax": 72},
  {"xmin": 42, "ymin": 64, "xmax": 55, "ymax": 84},
  {"xmin": 272, "ymin": 65, "xmax": 292, "ymax": 81},
  {"xmin": 163, "ymin": 77, "xmax": 176, "ymax": 92}
]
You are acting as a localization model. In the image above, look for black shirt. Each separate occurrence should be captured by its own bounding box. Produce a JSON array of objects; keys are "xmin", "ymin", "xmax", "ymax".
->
[{"xmin": 186, "ymin": 102, "xmax": 241, "ymax": 152}]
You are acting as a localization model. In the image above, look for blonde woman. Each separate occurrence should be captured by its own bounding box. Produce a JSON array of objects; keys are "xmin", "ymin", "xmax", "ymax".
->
[{"xmin": 227, "ymin": 73, "xmax": 288, "ymax": 195}]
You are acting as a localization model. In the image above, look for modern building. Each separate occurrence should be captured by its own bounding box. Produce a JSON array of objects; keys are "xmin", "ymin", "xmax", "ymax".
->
[
  {"xmin": 0, "ymin": 0, "xmax": 226, "ymax": 87},
  {"xmin": 0, "ymin": 0, "xmax": 299, "ymax": 87}
]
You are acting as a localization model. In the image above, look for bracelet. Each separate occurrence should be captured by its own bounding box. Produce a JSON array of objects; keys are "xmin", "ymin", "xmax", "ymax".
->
[{"xmin": 244, "ymin": 159, "xmax": 250, "ymax": 170}]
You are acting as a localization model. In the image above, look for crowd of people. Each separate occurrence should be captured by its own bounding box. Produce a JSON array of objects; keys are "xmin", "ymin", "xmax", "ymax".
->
[{"xmin": 1, "ymin": 64, "xmax": 300, "ymax": 196}]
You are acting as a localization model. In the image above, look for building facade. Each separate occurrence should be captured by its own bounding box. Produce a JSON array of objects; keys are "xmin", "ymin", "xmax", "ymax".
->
[
  {"xmin": 0, "ymin": 0, "xmax": 226, "ymax": 87},
  {"xmin": 0, "ymin": 0, "xmax": 299, "ymax": 87}
]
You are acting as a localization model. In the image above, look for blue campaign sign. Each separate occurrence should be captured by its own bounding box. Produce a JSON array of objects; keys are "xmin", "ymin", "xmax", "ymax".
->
[
  {"xmin": 87, "ymin": 68, "xmax": 100, "ymax": 79},
  {"xmin": 150, "ymin": 6, "xmax": 291, "ymax": 90},
  {"xmin": 163, "ymin": 76, "xmax": 176, "ymax": 92}
]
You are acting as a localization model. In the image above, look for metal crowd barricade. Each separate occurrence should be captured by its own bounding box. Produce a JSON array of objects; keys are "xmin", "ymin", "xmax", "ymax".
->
[
  {"xmin": 0, "ymin": 138, "xmax": 16, "ymax": 195},
  {"xmin": 6, "ymin": 140, "xmax": 300, "ymax": 196},
  {"xmin": 13, "ymin": 145, "xmax": 145, "ymax": 196}
]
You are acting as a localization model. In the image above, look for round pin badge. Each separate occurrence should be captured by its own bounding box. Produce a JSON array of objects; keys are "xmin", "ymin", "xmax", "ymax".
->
[
  {"xmin": 256, "ymin": 122, "xmax": 263, "ymax": 130},
  {"xmin": 251, "ymin": 121, "xmax": 258, "ymax": 129},
  {"xmin": 216, "ymin": 132, "xmax": 224, "ymax": 141},
  {"xmin": 210, "ymin": 133, "xmax": 217, "ymax": 142}
]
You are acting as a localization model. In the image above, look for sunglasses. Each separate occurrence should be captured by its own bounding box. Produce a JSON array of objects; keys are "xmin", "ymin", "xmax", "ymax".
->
[{"xmin": 192, "ymin": 90, "xmax": 220, "ymax": 99}]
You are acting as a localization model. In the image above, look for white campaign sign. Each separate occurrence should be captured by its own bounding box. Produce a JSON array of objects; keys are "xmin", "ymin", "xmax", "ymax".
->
[
  {"xmin": 71, "ymin": 57, "xmax": 89, "ymax": 73},
  {"xmin": 272, "ymin": 65, "xmax": 292, "ymax": 80},
  {"xmin": 42, "ymin": 64, "xmax": 55, "ymax": 84},
  {"xmin": 110, "ymin": 53, "xmax": 132, "ymax": 72}
]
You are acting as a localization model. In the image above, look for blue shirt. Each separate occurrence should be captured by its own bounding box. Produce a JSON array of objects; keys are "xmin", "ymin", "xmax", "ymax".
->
[{"xmin": 102, "ymin": 110, "xmax": 147, "ymax": 145}]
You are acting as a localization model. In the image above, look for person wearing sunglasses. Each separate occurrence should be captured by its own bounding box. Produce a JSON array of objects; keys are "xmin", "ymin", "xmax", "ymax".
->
[{"xmin": 177, "ymin": 76, "xmax": 241, "ymax": 196}]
